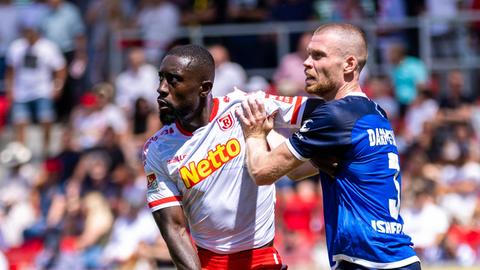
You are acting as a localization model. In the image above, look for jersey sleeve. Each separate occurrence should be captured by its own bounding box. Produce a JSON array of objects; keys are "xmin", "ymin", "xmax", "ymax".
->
[
  {"xmin": 262, "ymin": 93, "xmax": 316, "ymax": 128},
  {"xmin": 286, "ymin": 102, "xmax": 352, "ymax": 160},
  {"xmin": 143, "ymin": 143, "xmax": 182, "ymax": 212}
]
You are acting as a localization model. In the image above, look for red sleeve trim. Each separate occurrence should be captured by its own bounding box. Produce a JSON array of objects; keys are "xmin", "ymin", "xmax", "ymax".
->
[
  {"xmin": 148, "ymin": 196, "xmax": 183, "ymax": 208},
  {"xmin": 209, "ymin": 98, "xmax": 220, "ymax": 122},
  {"xmin": 290, "ymin": 96, "xmax": 303, "ymax": 125}
]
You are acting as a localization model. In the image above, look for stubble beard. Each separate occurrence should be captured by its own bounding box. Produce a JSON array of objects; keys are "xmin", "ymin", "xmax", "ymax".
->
[{"xmin": 305, "ymin": 79, "xmax": 337, "ymax": 99}]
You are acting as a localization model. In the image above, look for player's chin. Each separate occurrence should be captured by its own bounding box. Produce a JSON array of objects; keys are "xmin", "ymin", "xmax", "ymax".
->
[
  {"xmin": 304, "ymin": 84, "xmax": 318, "ymax": 94},
  {"xmin": 159, "ymin": 109, "xmax": 176, "ymax": 125}
]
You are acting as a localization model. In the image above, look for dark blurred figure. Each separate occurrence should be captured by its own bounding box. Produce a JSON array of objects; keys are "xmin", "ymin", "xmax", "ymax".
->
[
  {"xmin": 42, "ymin": 0, "xmax": 87, "ymax": 122},
  {"xmin": 180, "ymin": 0, "xmax": 228, "ymax": 25}
]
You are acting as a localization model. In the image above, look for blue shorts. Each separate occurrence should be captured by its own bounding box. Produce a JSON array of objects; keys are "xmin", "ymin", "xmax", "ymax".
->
[
  {"xmin": 11, "ymin": 98, "xmax": 55, "ymax": 124},
  {"xmin": 336, "ymin": 261, "xmax": 421, "ymax": 270}
]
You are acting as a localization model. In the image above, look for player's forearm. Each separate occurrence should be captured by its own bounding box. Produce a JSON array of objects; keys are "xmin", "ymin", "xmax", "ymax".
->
[
  {"xmin": 245, "ymin": 136, "xmax": 280, "ymax": 185},
  {"xmin": 153, "ymin": 210, "xmax": 201, "ymax": 270},
  {"xmin": 161, "ymin": 226, "xmax": 201, "ymax": 270}
]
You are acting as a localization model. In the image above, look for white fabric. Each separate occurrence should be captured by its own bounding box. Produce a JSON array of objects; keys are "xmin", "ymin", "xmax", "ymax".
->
[
  {"xmin": 144, "ymin": 90, "xmax": 307, "ymax": 253},
  {"xmin": 402, "ymin": 202, "xmax": 450, "ymax": 249},
  {"xmin": 115, "ymin": 64, "xmax": 159, "ymax": 112},
  {"xmin": 6, "ymin": 38, "xmax": 65, "ymax": 102},
  {"xmin": 332, "ymin": 254, "xmax": 419, "ymax": 269},
  {"xmin": 102, "ymin": 209, "xmax": 160, "ymax": 262},
  {"xmin": 71, "ymin": 104, "xmax": 128, "ymax": 150},
  {"xmin": 211, "ymin": 62, "xmax": 247, "ymax": 97}
]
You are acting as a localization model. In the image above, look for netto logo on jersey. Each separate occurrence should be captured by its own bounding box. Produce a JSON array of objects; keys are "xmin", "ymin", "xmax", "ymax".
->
[{"xmin": 179, "ymin": 138, "xmax": 241, "ymax": 189}]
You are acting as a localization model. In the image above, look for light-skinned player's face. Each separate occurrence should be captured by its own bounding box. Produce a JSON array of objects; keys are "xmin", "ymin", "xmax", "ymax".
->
[
  {"xmin": 303, "ymin": 32, "xmax": 344, "ymax": 98},
  {"xmin": 157, "ymin": 55, "xmax": 204, "ymax": 124}
]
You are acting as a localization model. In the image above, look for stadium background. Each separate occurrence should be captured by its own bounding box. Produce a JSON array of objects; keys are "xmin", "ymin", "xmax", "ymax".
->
[{"xmin": 0, "ymin": 0, "xmax": 480, "ymax": 269}]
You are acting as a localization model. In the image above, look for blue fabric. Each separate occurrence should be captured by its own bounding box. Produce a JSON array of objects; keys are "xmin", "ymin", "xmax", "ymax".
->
[{"xmin": 289, "ymin": 96, "xmax": 417, "ymax": 268}]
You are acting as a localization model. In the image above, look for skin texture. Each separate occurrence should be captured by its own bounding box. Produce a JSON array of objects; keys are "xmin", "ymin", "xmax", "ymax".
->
[
  {"xmin": 237, "ymin": 23, "xmax": 367, "ymax": 185},
  {"xmin": 153, "ymin": 52, "xmax": 214, "ymax": 270}
]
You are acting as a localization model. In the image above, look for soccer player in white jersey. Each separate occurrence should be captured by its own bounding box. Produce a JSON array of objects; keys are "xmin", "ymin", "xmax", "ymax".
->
[{"xmin": 143, "ymin": 45, "xmax": 311, "ymax": 270}]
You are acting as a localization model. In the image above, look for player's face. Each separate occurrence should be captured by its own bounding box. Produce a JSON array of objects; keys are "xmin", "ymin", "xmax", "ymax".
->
[
  {"xmin": 303, "ymin": 33, "xmax": 344, "ymax": 99},
  {"xmin": 157, "ymin": 55, "xmax": 204, "ymax": 124}
]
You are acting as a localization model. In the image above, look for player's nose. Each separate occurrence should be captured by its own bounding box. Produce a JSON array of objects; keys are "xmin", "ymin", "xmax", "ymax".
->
[{"xmin": 157, "ymin": 79, "xmax": 169, "ymax": 98}]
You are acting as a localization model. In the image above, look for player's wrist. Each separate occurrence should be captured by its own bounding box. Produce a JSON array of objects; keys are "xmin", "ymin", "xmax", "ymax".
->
[{"xmin": 245, "ymin": 133, "xmax": 267, "ymax": 140}]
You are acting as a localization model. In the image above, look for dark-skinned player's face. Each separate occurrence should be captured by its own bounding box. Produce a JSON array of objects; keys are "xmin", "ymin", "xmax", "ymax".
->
[{"xmin": 157, "ymin": 55, "xmax": 205, "ymax": 124}]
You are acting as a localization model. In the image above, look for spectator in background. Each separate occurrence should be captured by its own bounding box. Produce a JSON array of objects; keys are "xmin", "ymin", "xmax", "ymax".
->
[
  {"xmin": 70, "ymin": 83, "xmax": 128, "ymax": 152},
  {"xmin": 136, "ymin": 0, "xmax": 180, "ymax": 64},
  {"xmin": 180, "ymin": 0, "xmax": 227, "ymax": 25},
  {"xmin": 402, "ymin": 180, "xmax": 450, "ymax": 263},
  {"xmin": 5, "ymin": 22, "xmax": 66, "ymax": 156},
  {"xmin": 42, "ymin": 0, "xmax": 87, "ymax": 122},
  {"xmin": 387, "ymin": 42, "xmax": 428, "ymax": 115},
  {"xmin": 86, "ymin": 0, "xmax": 135, "ymax": 84},
  {"xmin": 436, "ymin": 69, "xmax": 473, "ymax": 124},
  {"xmin": 273, "ymin": 32, "xmax": 311, "ymax": 96},
  {"xmin": 227, "ymin": 0, "xmax": 267, "ymax": 23},
  {"xmin": 0, "ymin": 162, "xmax": 36, "ymax": 250},
  {"xmin": 102, "ymin": 186, "xmax": 167, "ymax": 269},
  {"xmin": 208, "ymin": 44, "xmax": 247, "ymax": 97},
  {"xmin": 423, "ymin": 0, "xmax": 460, "ymax": 58},
  {"xmin": 376, "ymin": 0, "xmax": 407, "ymax": 63},
  {"xmin": 403, "ymin": 89, "xmax": 438, "ymax": 143},
  {"xmin": 115, "ymin": 47, "xmax": 159, "ymax": 116},
  {"xmin": 367, "ymin": 75, "xmax": 400, "ymax": 121},
  {"xmin": 0, "ymin": 0, "xmax": 18, "ymax": 90}
]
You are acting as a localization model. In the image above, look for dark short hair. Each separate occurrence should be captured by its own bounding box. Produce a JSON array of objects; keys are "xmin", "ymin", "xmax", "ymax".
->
[{"xmin": 165, "ymin": 44, "xmax": 215, "ymax": 81}]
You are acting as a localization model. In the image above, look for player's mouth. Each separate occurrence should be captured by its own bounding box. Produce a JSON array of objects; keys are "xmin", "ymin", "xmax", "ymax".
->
[
  {"xmin": 157, "ymin": 98, "xmax": 173, "ymax": 112},
  {"xmin": 305, "ymin": 74, "xmax": 316, "ymax": 84}
]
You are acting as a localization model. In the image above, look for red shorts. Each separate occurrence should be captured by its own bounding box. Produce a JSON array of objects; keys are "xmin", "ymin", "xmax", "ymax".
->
[{"xmin": 198, "ymin": 246, "xmax": 287, "ymax": 270}]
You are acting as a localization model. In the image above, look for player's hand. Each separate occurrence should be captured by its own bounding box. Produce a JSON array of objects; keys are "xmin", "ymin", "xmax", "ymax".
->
[{"xmin": 236, "ymin": 97, "xmax": 276, "ymax": 139}]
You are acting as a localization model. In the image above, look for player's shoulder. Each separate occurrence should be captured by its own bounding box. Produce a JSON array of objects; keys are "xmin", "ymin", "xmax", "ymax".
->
[{"xmin": 142, "ymin": 123, "xmax": 187, "ymax": 163}]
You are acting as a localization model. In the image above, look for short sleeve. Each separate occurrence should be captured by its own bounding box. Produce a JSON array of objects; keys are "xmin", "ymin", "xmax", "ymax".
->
[
  {"xmin": 144, "ymin": 147, "xmax": 182, "ymax": 212},
  {"xmin": 262, "ymin": 94, "xmax": 323, "ymax": 128},
  {"xmin": 46, "ymin": 42, "xmax": 66, "ymax": 71},
  {"xmin": 287, "ymin": 103, "xmax": 352, "ymax": 160}
]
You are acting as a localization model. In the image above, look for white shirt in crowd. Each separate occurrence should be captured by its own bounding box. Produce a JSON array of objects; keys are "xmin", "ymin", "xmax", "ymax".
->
[
  {"xmin": 6, "ymin": 38, "xmax": 65, "ymax": 102},
  {"xmin": 115, "ymin": 64, "xmax": 159, "ymax": 113},
  {"xmin": 211, "ymin": 62, "xmax": 247, "ymax": 97}
]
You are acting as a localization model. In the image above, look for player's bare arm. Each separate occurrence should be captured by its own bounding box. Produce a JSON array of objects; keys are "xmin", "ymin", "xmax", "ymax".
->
[
  {"xmin": 236, "ymin": 98, "xmax": 316, "ymax": 185},
  {"xmin": 266, "ymin": 129, "xmax": 318, "ymax": 181},
  {"xmin": 152, "ymin": 207, "xmax": 201, "ymax": 270}
]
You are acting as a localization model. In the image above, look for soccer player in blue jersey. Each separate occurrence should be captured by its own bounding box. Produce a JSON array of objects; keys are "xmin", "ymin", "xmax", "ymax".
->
[{"xmin": 236, "ymin": 23, "xmax": 421, "ymax": 270}]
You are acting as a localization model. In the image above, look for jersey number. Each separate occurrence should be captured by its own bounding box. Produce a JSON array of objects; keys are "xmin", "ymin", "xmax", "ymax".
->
[{"xmin": 388, "ymin": 152, "xmax": 400, "ymax": 220}]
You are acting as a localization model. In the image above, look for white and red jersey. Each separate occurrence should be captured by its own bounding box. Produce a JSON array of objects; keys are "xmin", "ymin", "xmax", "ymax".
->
[{"xmin": 143, "ymin": 90, "xmax": 308, "ymax": 254}]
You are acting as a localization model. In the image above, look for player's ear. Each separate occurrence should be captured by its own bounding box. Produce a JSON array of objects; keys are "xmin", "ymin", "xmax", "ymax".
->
[
  {"xmin": 344, "ymin": 55, "xmax": 357, "ymax": 74},
  {"xmin": 199, "ymin": 80, "xmax": 213, "ymax": 97}
]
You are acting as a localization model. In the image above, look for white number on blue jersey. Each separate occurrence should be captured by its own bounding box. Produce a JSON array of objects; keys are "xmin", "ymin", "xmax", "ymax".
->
[{"xmin": 388, "ymin": 152, "xmax": 400, "ymax": 220}]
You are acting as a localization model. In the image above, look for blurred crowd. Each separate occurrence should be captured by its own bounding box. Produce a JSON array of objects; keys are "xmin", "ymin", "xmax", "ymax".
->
[{"xmin": 0, "ymin": 0, "xmax": 479, "ymax": 269}]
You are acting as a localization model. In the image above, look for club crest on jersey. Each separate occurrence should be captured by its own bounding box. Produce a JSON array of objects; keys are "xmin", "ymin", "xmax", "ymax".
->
[
  {"xmin": 147, "ymin": 173, "xmax": 158, "ymax": 190},
  {"xmin": 217, "ymin": 113, "xmax": 234, "ymax": 131}
]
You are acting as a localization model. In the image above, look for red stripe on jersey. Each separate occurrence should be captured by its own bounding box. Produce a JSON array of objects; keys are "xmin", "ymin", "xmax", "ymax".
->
[
  {"xmin": 175, "ymin": 121, "xmax": 193, "ymax": 136},
  {"xmin": 209, "ymin": 98, "xmax": 220, "ymax": 122},
  {"xmin": 148, "ymin": 196, "xmax": 183, "ymax": 208},
  {"xmin": 290, "ymin": 96, "xmax": 303, "ymax": 125}
]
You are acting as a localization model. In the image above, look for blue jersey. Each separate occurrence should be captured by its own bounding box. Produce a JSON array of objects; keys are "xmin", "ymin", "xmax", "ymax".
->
[{"xmin": 287, "ymin": 94, "xmax": 419, "ymax": 269}]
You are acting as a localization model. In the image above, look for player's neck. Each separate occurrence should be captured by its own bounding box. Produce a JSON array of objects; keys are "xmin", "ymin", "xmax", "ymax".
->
[
  {"xmin": 334, "ymin": 81, "xmax": 363, "ymax": 100},
  {"xmin": 177, "ymin": 95, "xmax": 213, "ymax": 133}
]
